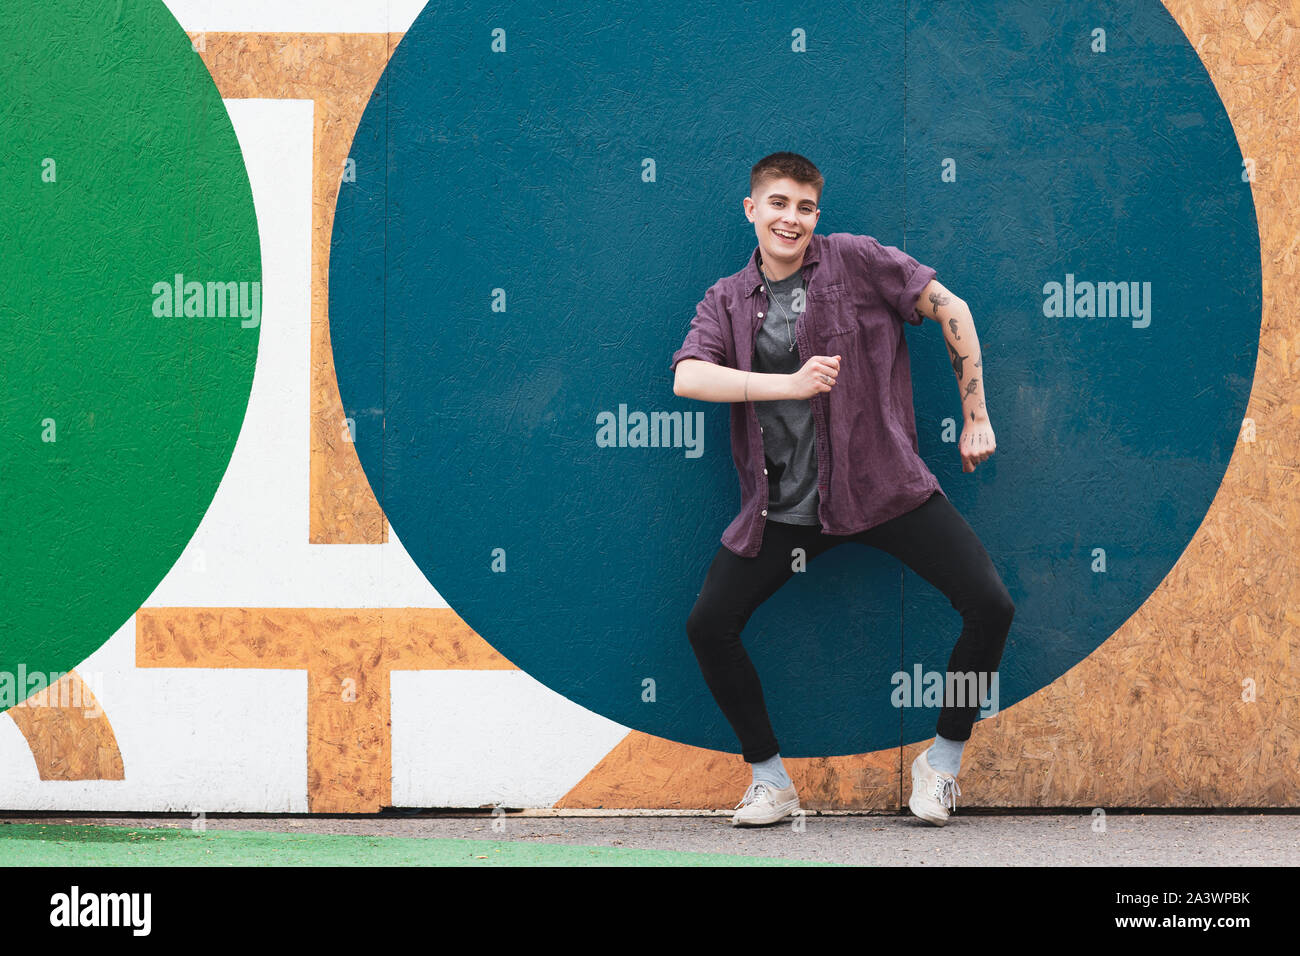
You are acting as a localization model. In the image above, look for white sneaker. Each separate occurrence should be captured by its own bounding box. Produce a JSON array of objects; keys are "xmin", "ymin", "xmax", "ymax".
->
[
  {"xmin": 908, "ymin": 749, "xmax": 962, "ymax": 826},
  {"xmin": 730, "ymin": 781, "xmax": 800, "ymax": 827}
]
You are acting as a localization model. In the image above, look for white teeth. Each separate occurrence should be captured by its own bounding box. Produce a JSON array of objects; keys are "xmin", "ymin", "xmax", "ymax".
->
[{"xmin": 775, "ymin": 230, "xmax": 797, "ymax": 239}]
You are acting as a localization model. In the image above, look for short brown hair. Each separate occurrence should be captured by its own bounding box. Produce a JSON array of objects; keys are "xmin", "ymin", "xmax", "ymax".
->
[{"xmin": 750, "ymin": 152, "xmax": 824, "ymax": 205}]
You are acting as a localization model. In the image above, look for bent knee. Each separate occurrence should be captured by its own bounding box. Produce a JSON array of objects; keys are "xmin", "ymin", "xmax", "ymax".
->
[
  {"xmin": 964, "ymin": 583, "xmax": 1014, "ymax": 630},
  {"xmin": 685, "ymin": 605, "xmax": 720, "ymax": 646},
  {"xmin": 686, "ymin": 602, "xmax": 742, "ymax": 648},
  {"xmin": 984, "ymin": 587, "xmax": 1015, "ymax": 628}
]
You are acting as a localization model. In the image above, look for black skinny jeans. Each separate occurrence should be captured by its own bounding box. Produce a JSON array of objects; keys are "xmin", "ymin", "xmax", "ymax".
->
[{"xmin": 686, "ymin": 490, "xmax": 1014, "ymax": 763}]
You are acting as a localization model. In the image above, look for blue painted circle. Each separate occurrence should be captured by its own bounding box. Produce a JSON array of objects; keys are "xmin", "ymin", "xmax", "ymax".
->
[{"xmin": 329, "ymin": 1, "xmax": 1261, "ymax": 756}]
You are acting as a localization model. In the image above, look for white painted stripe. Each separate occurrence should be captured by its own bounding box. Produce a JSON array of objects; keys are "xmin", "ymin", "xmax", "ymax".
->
[
  {"xmin": 0, "ymin": 618, "xmax": 310, "ymax": 812},
  {"xmin": 391, "ymin": 671, "xmax": 630, "ymax": 808},
  {"xmin": 0, "ymin": 101, "xmax": 320, "ymax": 812},
  {"xmin": 164, "ymin": 0, "xmax": 428, "ymax": 33},
  {"xmin": 0, "ymin": 99, "xmax": 635, "ymax": 813},
  {"xmin": 143, "ymin": 98, "xmax": 442, "ymax": 608}
]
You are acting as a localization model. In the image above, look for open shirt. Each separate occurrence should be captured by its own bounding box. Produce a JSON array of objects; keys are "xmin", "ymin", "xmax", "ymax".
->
[{"xmin": 669, "ymin": 231, "xmax": 944, "ymax": 557}]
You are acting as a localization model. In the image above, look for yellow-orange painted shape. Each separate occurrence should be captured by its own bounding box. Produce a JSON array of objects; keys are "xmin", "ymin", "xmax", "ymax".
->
[
  {"xmin": 194, "ymin": 32, "xmax": 402, "ymax": 545},
  {"xmin": 137, "ymin": 607, "xmax": 514, "ymax": 811},
  {"xmin": 142, "ymin": 6, "xmax": 1300, "ymax": 812},
  {"xmin": 6, "ymin": 670, "xmax": 124, "ymax": 780},
  {"xmin": 556, "ymin": 730, "xmax": 906, "ymax": 811}
]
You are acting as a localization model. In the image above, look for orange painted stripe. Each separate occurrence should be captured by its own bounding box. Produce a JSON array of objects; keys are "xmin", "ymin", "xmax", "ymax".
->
[
  {"xmin": 136, "ymin": 606, "xmax": 513, "ymax": 811},
  {"xmin": 6, "ymin": 670, "xmax": 124, "ymax": 781},
  {"xmin": 556, "ymin": 730, "xmax": 904, "ymax": 811},
  {"xmin": 194, "ymin": 32, "xmax": 402, "ymax": 546}
]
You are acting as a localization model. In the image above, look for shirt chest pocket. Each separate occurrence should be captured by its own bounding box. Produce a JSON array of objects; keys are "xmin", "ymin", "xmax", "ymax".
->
[
  {"xmin": 807, "ymin": 282, "xmax": 857, "ymax": 347},
  {"xmin": 821, "ymin": 324, "xmax": 864, "ymax": 381},
  {"xmin": 809, "ymin": 285, "xmax": 870, "ymax": 397}
]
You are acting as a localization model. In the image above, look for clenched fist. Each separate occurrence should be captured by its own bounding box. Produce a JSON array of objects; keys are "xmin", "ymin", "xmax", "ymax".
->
[{"xmin": 787, "ymin": 354, "xmax": 841, "ymax": 400}]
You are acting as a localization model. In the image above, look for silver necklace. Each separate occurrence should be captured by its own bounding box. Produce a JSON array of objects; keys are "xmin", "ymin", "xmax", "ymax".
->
[{"xmin": 759, "ymin": 262, "xmax": 803, "ymax": 352}]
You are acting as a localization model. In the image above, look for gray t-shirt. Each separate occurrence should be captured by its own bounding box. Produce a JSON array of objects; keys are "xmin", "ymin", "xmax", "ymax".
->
[{"xmin": 752, "ymin": 269, "xmax": 820, "ymax": 525}]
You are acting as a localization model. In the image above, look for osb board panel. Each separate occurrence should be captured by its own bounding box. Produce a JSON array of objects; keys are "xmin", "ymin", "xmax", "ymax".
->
[
  {"xmin": 137, "ymin": 607, "xmax": 513, "ymax": 811},
  {"xmin": 966, "ymin": 0, "xmax": 1300, "ymax": 807},
  {"xmin": 171, "ymin": 3, "xmax": 1298, "ymax": 810},
  {"xmin": 196, "ymin": 33, "xmax": 397, "ymax": 546},
  {"xmin": 6, "ymin": 671, "xmax": 124, "ymax": 781},
  {"xmin": 557, "ymin": 732, "xmax": 903, "ymax": 811}
]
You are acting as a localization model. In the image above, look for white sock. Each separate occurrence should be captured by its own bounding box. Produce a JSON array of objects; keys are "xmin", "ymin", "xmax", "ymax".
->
[
  {"xmin": 925, "ymin": 734, "xmax": 966, "ymax": 776},
  {"xmin": 751, "ymin": 752, "xmax": 792, "ymax": 789}
]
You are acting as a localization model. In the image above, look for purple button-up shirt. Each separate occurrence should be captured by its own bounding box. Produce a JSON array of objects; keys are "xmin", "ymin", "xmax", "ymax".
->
[{"xmin": 670, "ymin": 231, "xmax": 944, "ymax": 558}]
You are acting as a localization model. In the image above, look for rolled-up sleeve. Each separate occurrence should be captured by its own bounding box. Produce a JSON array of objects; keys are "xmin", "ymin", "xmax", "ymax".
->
[
  {"xmin": 856, "ymin": 234, "xmax": 937, "ymax": 326},
  {"xmin": 669, "ymin": 283, "xmax": 730, "ymax": 373}
]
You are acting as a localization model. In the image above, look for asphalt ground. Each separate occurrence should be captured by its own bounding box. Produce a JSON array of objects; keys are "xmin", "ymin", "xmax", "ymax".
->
[{"xmin": 2, "ymin": 810, "xmax": 1295, "ymax": 866}]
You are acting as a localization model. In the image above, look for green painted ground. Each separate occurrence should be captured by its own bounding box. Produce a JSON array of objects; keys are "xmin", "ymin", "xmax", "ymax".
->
[{"xmin": 0, "ymin": 823, "xmax": 829, "ymax": 866}]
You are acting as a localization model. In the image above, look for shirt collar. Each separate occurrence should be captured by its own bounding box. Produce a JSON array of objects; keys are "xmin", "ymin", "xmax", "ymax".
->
[{"xmin": 743, "ymin": 231, "xmax": 823, "ymax": 297}]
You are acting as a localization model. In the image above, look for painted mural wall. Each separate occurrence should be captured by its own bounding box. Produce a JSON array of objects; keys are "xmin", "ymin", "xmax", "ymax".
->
[{"xmin": 2, "ymin": 0, "xmax": 1294, "ymax": 813}]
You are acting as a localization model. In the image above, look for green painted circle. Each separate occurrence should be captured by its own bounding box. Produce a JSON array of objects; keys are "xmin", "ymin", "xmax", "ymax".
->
[{"xmin": 0, "ymin": 1, "xmax": 260, "ymax": 710}]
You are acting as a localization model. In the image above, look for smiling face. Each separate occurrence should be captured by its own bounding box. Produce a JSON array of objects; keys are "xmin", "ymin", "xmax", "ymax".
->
[{"xmin": 744, "ymin": 175, "xmax": 821, "ymax": 280}]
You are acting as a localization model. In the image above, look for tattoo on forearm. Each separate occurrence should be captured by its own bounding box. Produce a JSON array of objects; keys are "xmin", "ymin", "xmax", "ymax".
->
[
  {"xmin": 946, "ymin": 340, "xmax": 970, "ymax": 380},
  {"xmin": 930, "ymin": 290, "xmax": 952, "ymax": 311},
  {"xmin": 963, "ymin": 377, "xmax": 979, "ymax": 400},
  {"xmin": 947, "ymin": 317, "xmax": 960, "ymax": 340}
]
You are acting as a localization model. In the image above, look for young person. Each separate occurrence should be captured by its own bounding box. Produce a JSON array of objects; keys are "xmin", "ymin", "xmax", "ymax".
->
[{"xmin": 670, "ymin": 152, "xmax": 1014, "ymax": 827}]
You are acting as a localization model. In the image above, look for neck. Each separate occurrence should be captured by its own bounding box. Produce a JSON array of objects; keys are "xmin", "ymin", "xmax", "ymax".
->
[{"xmin": 758, "ymin": 251, "xmax": 803, "ymax": 283}]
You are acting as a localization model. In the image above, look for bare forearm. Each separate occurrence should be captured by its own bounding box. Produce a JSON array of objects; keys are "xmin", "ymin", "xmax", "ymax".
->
[
  {"xmin": 939, "ymin": 301, "xmax": 989, "ymax": 424},
  {"xmin": 673, "ymin": 359, "xmax": 792, "ymax": 403}
]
